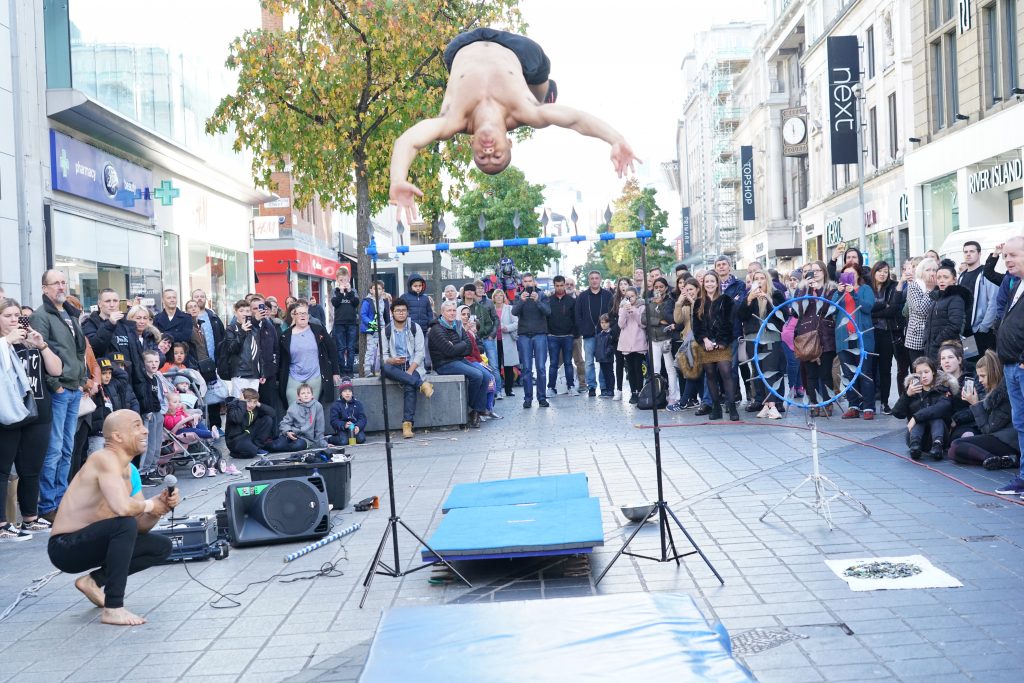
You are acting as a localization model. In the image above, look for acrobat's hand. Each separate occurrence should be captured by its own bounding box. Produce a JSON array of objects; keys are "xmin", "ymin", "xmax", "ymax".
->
[
  {"xmin": 611, "ymin": 140, "xmax": 639, "ymax": 177},
  {"xmin": 389, "ymin": 180, "xmax": 423, "ymax": 228}
]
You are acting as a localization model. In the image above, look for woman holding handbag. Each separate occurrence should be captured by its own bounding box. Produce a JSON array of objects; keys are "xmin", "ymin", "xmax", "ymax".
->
[
  {"xmin": 794, "ymin": 261, "xmax": 837, "ymax": 416},
  {"xmin": 692, "ymin": 272, "xmax": 739, "ymax": 421},
  {"xmin": 674, "ymin": 278, "xmax": 703, "ymax": 409},
  {"xmin": 0, "ymin": 299, "xmax": 63, "ymax": 540}
]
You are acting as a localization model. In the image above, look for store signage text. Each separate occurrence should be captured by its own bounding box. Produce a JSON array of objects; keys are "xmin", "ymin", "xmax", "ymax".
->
[
  {"xmin": 681, "ymin": 207, "xmax": 692, "ymax": 256},
  {"xmin": 826, "ymin": 36, "xmax": 861, "ymax": 165},
  {"xmin": 740, "ymin": 146, "xmax": 756, "ymax": 220},
  {"xmin": 825, "ymin": 217, "xmax": 844, "ymax": 246},
  {"xmin": 899, "ymin": 193, "xmax": 909, "ymax": 223},
  {"xmin": 49, "ymin": 130, "xmax": 154, "ymax": 218},
  {"xmin": 958, "ymin": 0, "xmax": 973, "ymax": 34},
  {"xmin": 968, "ymin": 159, "xmax": 1023, "ymax": 194}
]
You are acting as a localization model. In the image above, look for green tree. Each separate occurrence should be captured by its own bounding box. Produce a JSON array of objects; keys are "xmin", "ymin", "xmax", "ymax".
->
[
  {"xmin": 452, "ymin": 167, "xmax": 558, "ymax": 275},
  {"xmin": 206, "ymin": 0, "xmax": 521, "ymax": 298},
  {"xmin": 594, "ymin": 179, "xmax": 674, "ymax": 278}
]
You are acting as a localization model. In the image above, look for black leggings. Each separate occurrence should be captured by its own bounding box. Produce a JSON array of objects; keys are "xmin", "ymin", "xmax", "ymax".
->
[
  {"xmin": 623, "ymin": 352, "xmax": 645, "ymax": 395},
  {"xmin": 615, "ymin": 350, "xmax": 626, "ymax": 391},
  {"xmin": 802, "ymin": 351, "xmax": 836, "ymax": 404},
  {"xmin": 704, "ymin": 359, "xmax": 736, "ymax": 405},
  {"xmin": 949, "ymin": 435, "xmax": 1019, "ymax": 466},
  {"xmin": 48, "ymin": 516, "xmax": 172, "ymax": 608},
  {"xmin": 875, "ymin": 331, "xmax": 895, "ymax": 406},
  {"xmin": 497, "ymin": 339, "xmax": 516, "ymax": 395},
  {"xmin": 0, "ymin": 421, "xmax": 50, "ymax": 522}
]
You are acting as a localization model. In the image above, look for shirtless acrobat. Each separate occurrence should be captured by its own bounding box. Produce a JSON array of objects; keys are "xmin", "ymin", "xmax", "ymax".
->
[
  {"xmin": 389, "ymin": 28, "xmax": 639, "ymax": 226},
  {"xmin": 48, "ymin": 410, "xmax": 179, "ymax": 625}
]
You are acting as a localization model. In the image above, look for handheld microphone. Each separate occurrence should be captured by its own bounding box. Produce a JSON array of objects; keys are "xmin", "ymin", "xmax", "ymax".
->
[{"xmin": 164, "ymin": 474, "xmax": 178, "ymax": 496}]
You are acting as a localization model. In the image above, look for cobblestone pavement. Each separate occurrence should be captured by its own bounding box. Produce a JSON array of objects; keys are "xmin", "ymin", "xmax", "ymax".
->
[{"xmin": 1, "ymin": 391, "xmax": 1022, "ymax": 682}]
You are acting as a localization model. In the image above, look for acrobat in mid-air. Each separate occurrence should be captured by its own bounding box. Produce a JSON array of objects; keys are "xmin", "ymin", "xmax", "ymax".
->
[{"xmin": 389, "ymin": 28, "xmax": 640, "ymax": 225}]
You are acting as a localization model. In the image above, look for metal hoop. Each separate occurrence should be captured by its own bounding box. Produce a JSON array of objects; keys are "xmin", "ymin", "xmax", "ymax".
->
[{"xmin": 752, "ymin": 294, "xmax": 865, "ymax": 411}]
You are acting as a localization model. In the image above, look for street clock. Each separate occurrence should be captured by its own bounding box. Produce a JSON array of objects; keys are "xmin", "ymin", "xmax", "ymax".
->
[{"xmin": 782, "ymin": 106, "xmax": 809, "ymax": 157}]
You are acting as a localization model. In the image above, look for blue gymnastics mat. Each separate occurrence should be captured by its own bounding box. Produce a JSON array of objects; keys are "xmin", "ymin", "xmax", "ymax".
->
[
  {"xmin": 441, "ymin": 472, "xmax": 590, "ymax": 512},
  {"xmin": 422, "ymin": 496, "xmax": 604, "ymax": 562},
  {"xmin": 358, "ymin": 592, "xmax": 755, "ymax": 683}
]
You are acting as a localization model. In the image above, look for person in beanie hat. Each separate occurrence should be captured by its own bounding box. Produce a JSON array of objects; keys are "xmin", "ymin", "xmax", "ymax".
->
[{"xmin": 329, "ymin": 378, "xmax": 368, "ymax": 445}]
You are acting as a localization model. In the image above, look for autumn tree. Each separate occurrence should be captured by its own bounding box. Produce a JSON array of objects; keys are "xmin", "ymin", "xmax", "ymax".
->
[
  {"xmin": 452, "ymin": 167, "xmax": 558, "ymax": 275},
  {"xmin": 206, "ymin": 0, "xmax": 522, "ymax": 298},
  {"xmin": 586, "ymin": 179, "xmax": 673, "ymax": 278}
]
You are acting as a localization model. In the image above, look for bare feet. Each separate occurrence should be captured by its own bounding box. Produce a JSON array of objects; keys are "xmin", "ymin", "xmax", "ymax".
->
[
  {"xmin": 100, "ymin": 607, "xmax": 146, "ymax": 626},
  {"xmin": 74, "ymin": 575, "xmax": 104, "ymax": 608}
]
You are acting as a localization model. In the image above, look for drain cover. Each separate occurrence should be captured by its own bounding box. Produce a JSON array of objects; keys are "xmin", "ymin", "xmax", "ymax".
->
[
  {"xmin": 730, "ymin": 628, "xmax": 807, "ymax": 655},
  {"xmin": 961, "ymin": 535, "xmax": 1000, "ymax": 542},
  {"xmin": 974, "ymin": 502, "xmax": 1003, "ymax": 509}
]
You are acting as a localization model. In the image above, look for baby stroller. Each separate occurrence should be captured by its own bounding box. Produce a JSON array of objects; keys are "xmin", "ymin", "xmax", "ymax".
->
[{"xmin": 155, "ymin": 368, "xmax": 226, "ymax": 478}]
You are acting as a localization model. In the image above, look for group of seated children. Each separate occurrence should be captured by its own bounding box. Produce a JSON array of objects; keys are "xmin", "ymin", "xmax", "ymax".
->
[
  {"xmin": 892, "ymin": 346, "xmax": 1019, "ymax": 470},
  {"xmin": 223, "ymin": 379, "xmax": 368, "ymax": 459}
]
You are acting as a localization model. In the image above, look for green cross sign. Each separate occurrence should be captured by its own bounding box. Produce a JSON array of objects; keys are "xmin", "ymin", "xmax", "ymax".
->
[
  {"xmin": 152, "ymin": 180, "xmax": 180, "ymax": 206},
  {"xmin": 59, "ymin": 149, "xmax": 70, "ymax": 178}
]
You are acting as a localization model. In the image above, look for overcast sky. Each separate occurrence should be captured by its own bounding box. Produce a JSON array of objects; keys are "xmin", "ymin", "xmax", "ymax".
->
[{"xmin": 514, "ymin": 0, "xmax": 767, "ymax": 237}]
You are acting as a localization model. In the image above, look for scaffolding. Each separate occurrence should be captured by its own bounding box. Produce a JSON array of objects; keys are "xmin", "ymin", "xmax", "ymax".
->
[{"xmin": 707, "ymin": 51, "xmax": 750, "ymax": 256}]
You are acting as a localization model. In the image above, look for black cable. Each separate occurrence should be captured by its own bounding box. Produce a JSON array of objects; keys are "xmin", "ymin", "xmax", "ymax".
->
[{"xmin": 180, "ymin": 546, "xmax": 349, "ymax": 609}]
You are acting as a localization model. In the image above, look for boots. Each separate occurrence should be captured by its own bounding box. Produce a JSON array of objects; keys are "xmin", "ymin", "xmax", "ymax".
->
[
  {"xmin": 420, "ymin": 381, "xmax": 434, "ymax": 399},
  {"xmin": 709, "ymin": 403, "xmax": 723, "ymax": 420},
  {"xmin": 402, "ymin": 421, "xmax": 414, "ymax": 439},
  {"xmin": 727, "ymin": 402, "xmax": 740, "ymax": 421},
  {"xmin": 909, "ymin": 439, "xmax": 922, "ymax": 461},
  {"xmin": 929, "ymin": 440, "xmax": 944, "ymax": 461}
]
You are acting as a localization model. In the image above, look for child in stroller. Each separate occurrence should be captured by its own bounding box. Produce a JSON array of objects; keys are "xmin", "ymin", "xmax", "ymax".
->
[{"xmin": 156, "ymin": 368, "xmax": 237, "ymax": 478}]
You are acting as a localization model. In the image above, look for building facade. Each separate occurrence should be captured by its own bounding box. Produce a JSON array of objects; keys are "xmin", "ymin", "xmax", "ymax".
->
[
  {"xmin": 797, "ymin": 0, "xmax": 915, "ymax": 269},
  {"xmin": 904, "ymin": 0, "xmax": 1024, "ymax": 257},
  {"xmin": 2, "ymin": 1, "xmax": 267, "ymax": 317}
]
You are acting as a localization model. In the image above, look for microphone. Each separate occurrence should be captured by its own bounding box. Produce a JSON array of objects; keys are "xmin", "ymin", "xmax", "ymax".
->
[{"xmin": 163, "ymin": 474, "xmax": 178, "ymax": 496}]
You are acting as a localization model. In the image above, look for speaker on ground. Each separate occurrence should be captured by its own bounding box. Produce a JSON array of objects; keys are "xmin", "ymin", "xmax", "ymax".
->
[{"xmin": 225, "ymin": 475, "xmax": 330, "ymax": 548}]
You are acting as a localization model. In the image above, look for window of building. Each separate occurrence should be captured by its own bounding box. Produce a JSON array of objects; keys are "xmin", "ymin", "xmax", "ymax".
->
[
  {"xmin": 869, "ymin": 106, "xmax": 878, "ymax": 169},
  {"xmin": 931, "ymin": 41, "xmax": 946, "ymax": 129},
  {"xmin": 1011, "ymin": 188, "xmax": 1023, "ymax": 222},
  {"xmin": 930, "ymin": 31, "xmax": 959, "ymax": 130},
  {"xmin": 866, "ymin": 26, "xmax": 876, "ymax": 79},
  {"xmin": 985, "ymin": 3, "xmax": 1002, "ymax": 105},
  {"xmin": 947, "ymin": 32, "xmax": 959, "ymax": 116},
  {"xmin": 924, "ymin": 173, "xmax": 959, "ymax": 248},
  {"xmin": 887, "ymin": 92, "xmax": 898, "ymax": 159},
  {"xmin": 831, "ymin": 163, "xmax": 839, "ymax": 192},
  {"xmin": 1005, "ymin": 0, "xmax": 1019, "ymax": 93}
]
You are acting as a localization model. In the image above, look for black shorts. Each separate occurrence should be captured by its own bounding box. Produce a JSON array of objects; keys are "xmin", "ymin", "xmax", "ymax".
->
[{"xmin": 444, "ymin": 28, "xmax": 551, "ymax": 85}]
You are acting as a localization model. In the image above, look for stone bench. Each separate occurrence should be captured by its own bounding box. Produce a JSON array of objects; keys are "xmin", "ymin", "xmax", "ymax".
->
[{"xmin": 350, "ymin": 374, "xmax": 468, "ymax": 432}]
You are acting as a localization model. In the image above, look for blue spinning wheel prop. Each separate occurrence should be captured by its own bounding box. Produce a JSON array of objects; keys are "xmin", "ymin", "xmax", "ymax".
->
[
  {"xmin": 750, "ymin": 294, "xmax": 865, "ymax": 412},
  {"xmin": 749, "ymin": 293, "xmax": 871, "ymax": 530}
]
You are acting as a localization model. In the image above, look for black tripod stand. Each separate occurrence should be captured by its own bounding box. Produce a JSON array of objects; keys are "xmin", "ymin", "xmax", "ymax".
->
[
  {"xmin": 594, "ymin": 220, "xmax": 723, "ymax": 586},
  {"xmin": 359, "ymin": 238, "xmax": 471, "ymax": 608}
]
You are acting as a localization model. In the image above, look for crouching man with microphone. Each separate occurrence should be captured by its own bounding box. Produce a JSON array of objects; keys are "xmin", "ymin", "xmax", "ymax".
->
[{"xmin": 48, "ymin": 409, "xmax": 178, "ymax": 625}]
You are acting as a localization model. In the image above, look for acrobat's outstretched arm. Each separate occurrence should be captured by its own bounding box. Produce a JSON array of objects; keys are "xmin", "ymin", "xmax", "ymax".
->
[
  {"xmin": 389, "ymin": 117, "xmax": 462, "ymax": 226},
  {"xmin": 518, "ymin": 104, "xmax": 640, "ymax": 177}
]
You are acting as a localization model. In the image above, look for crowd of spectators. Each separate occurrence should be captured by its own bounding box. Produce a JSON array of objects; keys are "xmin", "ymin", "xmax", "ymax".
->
[{"xmin": 3, "ymin": 236, "xmax": 1023, "ymax": 543}]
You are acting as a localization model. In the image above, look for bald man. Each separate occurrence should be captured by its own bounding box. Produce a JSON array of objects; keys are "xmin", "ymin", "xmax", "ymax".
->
[
  {"xmin": 389, "ymin": 28, "xmax": 637, "ymax": 226},
  {"xmin": 48, "ymin": 410, "xmax": 179, "ymax": 626},
  {"xmin": 994, "ymin": 236, "xmax": 1024, "ymax": 496}
]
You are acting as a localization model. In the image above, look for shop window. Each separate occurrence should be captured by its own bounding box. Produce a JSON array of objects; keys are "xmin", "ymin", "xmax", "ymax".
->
[
  {"xmin": 1010, "ymin": 188, "xmax": 1023, "ymax": 222},
  {"xmin": 162, "ymin": 232, "xmax": 180, "ymax": 296},
  {"xmin": 866, "ymin": 26, "xmax": 876, "ymax": 79},
  {"xmin": 55, "ymin": 256, "xmax": 99, "ymax": 310},
  {"xmin": 923, "ymin": 173, "xmax": 959, "ymax": 250},
  {"xmin": 869, "ymin": 107, "xmax": 879, "ymax": 169}
]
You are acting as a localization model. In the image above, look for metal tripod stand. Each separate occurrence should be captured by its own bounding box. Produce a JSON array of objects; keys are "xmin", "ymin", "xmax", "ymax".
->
[{"xmin": 359, "ymin": 237, "xmax": 470, "ymax": 607}]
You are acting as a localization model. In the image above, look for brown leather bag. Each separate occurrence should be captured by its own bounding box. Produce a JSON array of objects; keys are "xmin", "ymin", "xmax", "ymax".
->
[{"xmin": 793, "ymin": 314, "xmax": 823, "ymax": 362}]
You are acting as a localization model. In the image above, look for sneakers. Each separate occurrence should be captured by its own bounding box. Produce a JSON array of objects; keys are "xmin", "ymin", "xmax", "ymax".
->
[
  {"xmin": 21, "ymin": 518, "xmax": 53, "ymax": 533},
  {"xmin": 256, "ymin": 449, "xmax": 269, "ymax": 457},
  {"xmin": 756, "ymin": 405, "xmax": 771, "ymax": 419},
  {"xmin": 222, "ymin": 463, "xmax": 240, "ymax": 475},
  {"xmin": 568, "ymin": 387, "xmax": 580, "ymax": 397},
  {"xmin": 695, "ymin": 403, "xmax": 712, "ymax": 416},
  {"xmin": 613, "ymin": 390, "xmax": 623, "ymax": 401},
  {"xmin": 0, "ymin": 523, "xmax": 31, "ymax": 542},
  {"xmin": 909, "ymin": 440, "xmax": 923, "ymax": 461},
  {"xmin": 538, "ymin": 400, "xmax": 550, "ymax": 408},
  {"xmin": 983, "ymin": 455, "xmax": 1017, "ymax": 470},
  {"xmin": 666, "ymin": 401, "xmax": 683, "ymax": 412},
  {"xmin": 841, "ymin": 408, "xmax": 860, "ymax": 419},
  {"xmin": 523, "ymin": 400, "xmax": 532, "ymax": 409},
  {"xmin": 929, "ymin": 440, "xmax": 944, "ymax": 461},
  {"xmin": 211, "ymin": 426, "xmax": 221, "ymax": 439},
  {"xmin": 745, "ymin": 401, "xmax": 761, "ymax": 413},
  {"xmin": 881, "ymin": 404, "xmax": 892, "ymax": 415},
  {"xmin": 994, "ymin": 477, "xmax": 1024, "ymax": 495},
  {"xmin": 140, "ymin": 474, "xmax": 162, "ymax": 487},
  {"xmin": 588, "ymin": 387, "xmax": 597, "ymax": 397},
  {"xmin": 599, "ymin": 390, "xmax": 614, "ymax": 398},
  {"xmin": 766, "ymin": 405, "xmax": 783, "ymax": 420},
  {"xmin": 862, "ymin": 410, "xmax": 875, "ymax": 421},
  {"xmin": 628, "ymin": 393, "xmax": 639, "ymax": 405},
  {"xmin": 207, "ymin": 467, "xmax": 218, "ymax": 477},
  {"xmin": 420, "ymin": 381, "xmax": 434, "ymax": 399}
]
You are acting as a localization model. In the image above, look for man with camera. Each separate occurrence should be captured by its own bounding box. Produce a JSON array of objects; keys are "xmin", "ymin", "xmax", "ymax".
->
[
  {"xmin": 250, "ymin": 294, "xmax": 283, "ymax": 421},
  {"xmin": 331, "ymin": 274, "xmax": 360, "ymax": 376},
  {"xmin": 82, "ymin": 288, "xmax": 124, "ymax": 358},
  {"xmin": 220, "ymin": 300, "xmax": 262, "ymax": 399},
  {"xmin": 512, "ymin": 273, "xmax": 551, "ymax": 408}
]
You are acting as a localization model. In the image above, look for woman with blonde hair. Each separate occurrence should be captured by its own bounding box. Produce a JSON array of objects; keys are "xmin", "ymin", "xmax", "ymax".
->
[{"xmin": 904, "ymin": 257, "xmax": 938, "ymax": 359}]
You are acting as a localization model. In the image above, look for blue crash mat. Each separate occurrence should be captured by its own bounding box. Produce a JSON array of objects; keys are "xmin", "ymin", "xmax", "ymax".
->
[
  {"xmin": 422, "ymin": 497, "xmax": 603, "ymax": 561},
  {"xmin": 359, "ymin": 592, "xmax": 755, "ymax": 683},
  {"xmin": 441, "ymin": 472, "xmax": 590, "ymax": 512}
]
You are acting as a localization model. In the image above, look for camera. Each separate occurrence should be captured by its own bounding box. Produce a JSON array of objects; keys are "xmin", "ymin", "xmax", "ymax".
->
[
  {"xmin": 524, "ymin": 286, "xmax": 535, "ymax": 294},
  {"xmin": 197, "ymin": 318, "xmax": 206, "ymax": 325}
]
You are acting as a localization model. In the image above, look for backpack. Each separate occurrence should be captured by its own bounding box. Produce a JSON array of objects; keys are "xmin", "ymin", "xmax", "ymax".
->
[{"xmin": 637, "ymin": 376, "xmax": 668, "ymax": 410}]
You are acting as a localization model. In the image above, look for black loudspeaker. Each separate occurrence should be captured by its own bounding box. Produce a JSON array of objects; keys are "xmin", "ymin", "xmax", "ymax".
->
[{"xmin": 225, "ymin": 475, "xmax": 330, "ymax": 548}]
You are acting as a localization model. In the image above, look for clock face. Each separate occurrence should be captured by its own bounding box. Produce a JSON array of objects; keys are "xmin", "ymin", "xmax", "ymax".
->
[{"xmin": 783, "ymin": 116, "xmax": 807, "ymax": 145}]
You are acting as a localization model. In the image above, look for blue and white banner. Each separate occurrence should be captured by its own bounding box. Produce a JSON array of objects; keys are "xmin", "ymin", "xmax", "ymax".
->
[
  {"xmin": 49, "ymin": 129, "xmax": 154, "ymax": 218},
  {"xmin": 368, "ymin": 230, "xmax": 653, "ymax": 258}
]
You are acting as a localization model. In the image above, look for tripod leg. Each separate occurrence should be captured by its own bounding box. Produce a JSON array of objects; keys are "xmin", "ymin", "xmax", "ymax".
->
[
  {"xmin": 359, "ymin": 520, "xmax": 395, "ymax": 608},
  {"xmin": 397, "ymin": 518, "xmax": 472, "ymax": 588},
  {"xmin": 594, "ymin": 511, "xmax": 651, "ymax": 585},
  {"xmin": 664, "ymin": 505, "xmax": 725, "ymax": 585},
  {"xmin": 658, "ymin": 505, "xmax": 681, "ymax": 565},
  {"xmin": 758, "ymin": 475, "xmax": 813, "ymax": 522}
]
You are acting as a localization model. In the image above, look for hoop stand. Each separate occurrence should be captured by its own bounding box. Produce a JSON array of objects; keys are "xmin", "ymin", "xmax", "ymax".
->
[
  {"xmin": 359, "ymin": 239, "xmax": 471, "ymax": 608},
  {"xmin": 595, "ymin": 226, "xmax": 723, "ymax": 587},
  {"xmin": 758, "ymin": 414, "xmax": 870, "ymax": 531}
]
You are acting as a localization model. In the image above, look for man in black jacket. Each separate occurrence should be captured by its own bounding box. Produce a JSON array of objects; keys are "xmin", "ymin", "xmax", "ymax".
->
[
  {"xmin": 250, "ymin": 294, "xmax": 283, "ymax": 422},
  {"xmin": 546, "ymin": 276, "xmax": 577, "ymax": 396},
  {"xmin": 331, "ymin": 276, "xmax": 360, "ymax": 375},
  {"xmin": 154, "ymin": 289, "xmax": 193, "ymax": 344},
  {"xmin": 994, "ymin": 236, "xmax": 1024, "ymax": 497},
  {"xmin": 81, "ymin": 288, "xmax": 124, "ymax": 358},
  {"xmin": 511, "ymin": 273, "xmax": 551, "ymax": 408},
  {"xmin": 575, "ymin": 270, "xmax": 613, "ymax": 396},
  {"xmin": 427, "ymin": 302, "xmax": 491, "ymax": 427},
  {"xmin": 225, "ymin": 391, "xmax": 275, "ymax": 458}
]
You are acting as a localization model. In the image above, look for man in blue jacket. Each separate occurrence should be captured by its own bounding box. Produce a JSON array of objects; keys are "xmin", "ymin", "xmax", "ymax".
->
[
  {"xmin": 575, "ymin": 270, "xmax": 613, "ymax": 396},
  {"xmin": 153, "ymin": 289, "xmax": 193, "ymax": 344}
]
